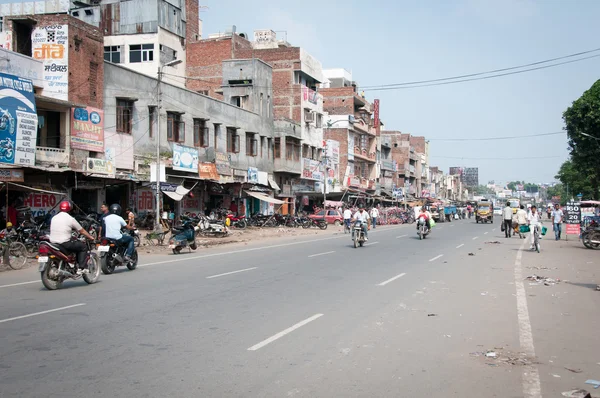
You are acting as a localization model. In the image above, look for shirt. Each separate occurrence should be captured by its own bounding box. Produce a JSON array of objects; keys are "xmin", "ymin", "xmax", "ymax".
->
[
  {"xmin": 104, "ymin": 214, "xmax": 127, "ymax": 240},
  {"xmin": 527, "ymin": 212, "xmax": 541, "ymax": 225},
  {"xmin": 353, "ymin": 211, "xmax": 369, "ymax": 223},
  {"xmin": 370, "ymin": 208, "xmax": 379, "ymax": 218},
  {"xmin": 49, "ymin": 212, "xmax": 82, "ymax": 244},
  {"xmin": 551, "ymin": 209, "xmax": 563, "ymax": 224},
  {"xmin": 343, "ymin": 209, "xmax": 352, "ymax": 220},
  {"xmin": 502, "ymin": 206, "xmax": 513, "ymax": 220},
  {"xmin": 516, "ymin": 209, "xmax": 527, "ymax": 224}
]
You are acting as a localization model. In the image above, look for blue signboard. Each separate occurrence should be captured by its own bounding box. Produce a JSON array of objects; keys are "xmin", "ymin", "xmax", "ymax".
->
[
  {"xmin": 172, "ymin": 143, "xmax": 198, "ymax": 173},
  {"xmin": 0, "ymin": 72, "xmax": 38, "ymax": 166}
]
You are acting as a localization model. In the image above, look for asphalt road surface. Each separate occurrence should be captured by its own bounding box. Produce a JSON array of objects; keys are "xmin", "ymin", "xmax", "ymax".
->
[{"xmin": 1, "ymin": 217, "xmax": 598, "ymax": 398}]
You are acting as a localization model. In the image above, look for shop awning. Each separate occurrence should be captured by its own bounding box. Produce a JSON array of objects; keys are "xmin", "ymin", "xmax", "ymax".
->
[
  {"xmin": 162, "ymin": 185, "xmax": 192, "ymax": 201},
  {"xmin": 245, "ymin": 190, "xmax": 285, "ymax": 204},
  {"xmin": 268, "ymin": 177, "xmax": 281, "ymax": 191}
]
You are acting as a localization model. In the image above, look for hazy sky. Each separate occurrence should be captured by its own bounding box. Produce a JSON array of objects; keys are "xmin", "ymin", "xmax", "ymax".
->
[
  {"xmin": 2, "ymin": 0, "xmax": 598, "ymax": 185},
  {"xmin": 200, "ymin": 0, "xmax": 600, "ymax": 186}
]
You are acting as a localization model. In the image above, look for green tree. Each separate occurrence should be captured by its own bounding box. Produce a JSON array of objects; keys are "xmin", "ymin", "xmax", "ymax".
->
[
  {"xmin": 563, "ymin": 79, "xmax": 600, "ymax": 199},
  {"xmin": 554, "ymin": 160, "xmax": 595, "ymax": 202},
  {"xmin": 547, "ymin": 183, "xmax": 565, "ymax": 204}
]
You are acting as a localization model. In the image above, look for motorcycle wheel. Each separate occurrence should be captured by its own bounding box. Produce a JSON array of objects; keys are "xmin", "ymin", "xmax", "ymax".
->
[
  {"xmin": 302, "ymin": 220, "xmax": 311, "ymax": 229},
  {"xmin": 127, "ymin": 250, "xmax": 138, "ymax": 270},
  {"xmin": 41, "ymin": 259, "xmax": 63, "ymax": 290},
  {"xmin": 83, "ymin": 253, "xmax": 101, "ymax": 284},
  {"xmin": 172, "ymin": 247, "xmax": 182, "ymax": 255},
  {"xmin": 419, "ymin": 230, "xmax": 423, "ymax": 240},
  {"xmin": 359, "ymin": 240, "xmax": 364, "ymax": 247},
  {"xmin": 582, "ymin": 233, "xmax": 600, "ymax": 249},
  {"xmin": 100, "ymin": 255, "xmax": 115, "ymax": 274},
  {"xmin": 236, "ymin": 219, "xmax": 247, "ymax": 229},
  {"xmin": 353, "ymin": 237, "xmax": 358, "ymax": 248},
  {"xmin": 190, "ymin": 243, "xmax": 197, "ymax": 250},
  {"xmin": 133, "ymin": 235, "xmax": 141, "ymax": 248},
  {"xmin": 8, "ymin": 242, "xmax": 28, "ymax": 270},
  {"xmin": 318, "ymin": 221, "xmax": 328, "ymax": 230}
]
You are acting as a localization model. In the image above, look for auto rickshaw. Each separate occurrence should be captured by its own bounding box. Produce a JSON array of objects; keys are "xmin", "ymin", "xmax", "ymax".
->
[{"xmin": 475, "ymin": 199, "xmax": 494, "ymax": 224}]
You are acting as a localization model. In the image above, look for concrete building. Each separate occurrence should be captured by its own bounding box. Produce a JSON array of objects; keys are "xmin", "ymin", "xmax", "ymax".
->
[
  {"xmin": 186, "ymin": 28, "xmax": 325, "ymax": 210},
  {"xmin": 380, "ymin": 131, "xmax": 428, "ymax": 198}
]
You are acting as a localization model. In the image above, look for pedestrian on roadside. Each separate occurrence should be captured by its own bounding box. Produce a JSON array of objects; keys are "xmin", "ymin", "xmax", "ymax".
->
[
  {"xmin": 502, "ymin": 201, "xmax": 513, "ymax": 238},
  {"xmin": 343, "ymin": 206, "xmax": 352, "ymax": 232},
  {"xmin": 516, "ymin": 205, "xmax": 528, "ymax": 239},
  {"xmin": 370, "ymin": 206, "xmax": 379, "ymax": 229},
  {"xmin": 551, "ymin": 203, "xmax": 564, "ymax": 241}
]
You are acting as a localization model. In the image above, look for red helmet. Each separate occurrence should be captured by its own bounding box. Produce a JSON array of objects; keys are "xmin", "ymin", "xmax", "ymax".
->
[{"xmin": 59, "ymin": 201, "xmax": 72, "ymax": 212}]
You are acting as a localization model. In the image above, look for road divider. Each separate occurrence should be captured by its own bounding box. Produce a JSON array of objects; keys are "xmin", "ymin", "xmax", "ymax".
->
[
  {"xmin": 377, "ymin": 272, "xmax": 406, "ymax": 286},
  {"xmin": 0, "ymin": 303, "xmax": 86, "ymax": 324},
  {"xmin": 206, "ymin": 267, "xmax": 257, "ymax": 279},
  {"xmin": 247, "ymin": 313, "xmax": 324, "ymax": 351}
]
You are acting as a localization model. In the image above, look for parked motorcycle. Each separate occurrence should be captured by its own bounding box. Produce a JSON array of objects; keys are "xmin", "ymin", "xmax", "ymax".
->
[
  {"xmin": 302, "ymin": 218, "xmax": 328, "ymax": 230},
  {"xmin": 226, "ymin": 213, "xmax": 247, "ymax": 229},
  {"xmin": 352, "ymin": 221, "xmax": 366, "ymax": 248},
  {"xmin": 169, "ymin": 220, "xmax": 199, "ymax": 254},
  {"xmin": 127, "ymin": 227, "xmax": 141, "ymax": 247},
  {"xmin": 416, "ymin": 216, "xmax": 430, "ymax": 240},
  {"xmin": 582, "ymin": 227, "xmax": 600, "ymax": 250},
  {"xmin": 97, "ymin": 233, "xmax": 139, "ymax": 274},
  {"xmin": 197, "ymin": 215, "xmax": 229, "ymax": 237},
  {"xmin": 37, "ymin": 238, "xmax": 100, "ymax": 290}
]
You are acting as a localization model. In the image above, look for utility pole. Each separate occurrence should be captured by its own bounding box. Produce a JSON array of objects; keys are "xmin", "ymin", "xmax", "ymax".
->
[{"xmin": 322, "ymin": 141, "xmax": 328, "ymax": 207}]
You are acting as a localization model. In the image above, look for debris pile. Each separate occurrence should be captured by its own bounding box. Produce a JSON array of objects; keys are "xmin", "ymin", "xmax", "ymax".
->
[{"xmin": 525, "ymin": 275, "xmax": 560, "ymax": 286}]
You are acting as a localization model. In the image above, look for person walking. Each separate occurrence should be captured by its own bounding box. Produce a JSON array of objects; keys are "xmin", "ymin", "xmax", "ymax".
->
[
  {"xmin": 502, "ymin": 201, "xmax": 513, "ymax": 238},
  {"xmin": 551, "ymin": 203, "xmax": 564, "ymax": 240},
  {"xmin": 516, "ymin": 205, "xmax": 528, "ymax": 239},
  {"xmin": 370, "ymin": 206, "xmax": 379, "ymax": 229}
]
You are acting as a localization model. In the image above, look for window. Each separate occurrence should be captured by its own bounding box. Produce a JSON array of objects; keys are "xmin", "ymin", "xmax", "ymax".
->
[
  {"xmin": 316, "ymin": 113, "xmax": 322, "ymax": 128},
  {"xmin": 246, "ymin": 132, "xmax": 258, "ymax": 157},
  {"xmin": 104, "ymin": 46, "xmax": 121, "ymax": 63},
  {"xmin": 148, "ymin": 106, "xmax": 157, "ymax": 138},
  {"xmin": 193, "ymin": 119, "xmax": 208, "ymax": 147},
  {"xmin": 198, "ymin": 90, "xmax": 209, "ymax": 96},
  {"xmin": 274, "ymin": 137, "xmax": 281, "ymax": 158},
  {"xmin": 167, "ymin": 112, "xmax": 184, "ymax": 142},
  {"xmin": 231, "ymin": 96, "xmax": 247, "ymax": 109},
  {"xmin": 130, "ymin": 44, "xmax": 154, "ymax": 63},
  {"xmin": 227, "ymin": 127, "xmax": 240, "ymax": 153},
  {"xmin": 268, "ymin": 137, "xmax": 273, "ymax": 159},
  {"xmin": 116, "ymin": 99, "xmax": 134, "ymax": 134},
  {"xmin": 286, "ymin": 138, "xmax": 300, "ymax": 161}
]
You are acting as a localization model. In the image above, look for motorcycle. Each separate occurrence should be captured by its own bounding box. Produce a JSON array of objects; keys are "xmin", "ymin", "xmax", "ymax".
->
[
  {"xmin": 127, "ymin": 227, "xmax": 141, "ymax": 247},
  {"xmin": 97, "ymin": 231, "xmax": 139, "ymax": 274},
  {"xmin": 352, "ymin": 221, "xmax": 366, "ymax": 248},
  {"xmin": 169, "ymin": 220, "xmax": 199, "ymax": 254},
  {"xmin": 302, "ymin": 218, "xmax": 328, "ymax": 230},
  {"xmin": 197, "ymin": 215, "xmax": 229, "ymax": 237},
  {"xmin": 226, "ymin": 213, "xmax": 247, "ymax": 229},
  {"xmin": 37, "ymin": 238, "xmax": 100, "ymax": 290},
  {"xmin": 582, "ymin": 227, "xmax": 600, "ymax": 250},
  {"xmin": 416, "ymin": 216, "xmax": 430, "ymax": 240}
]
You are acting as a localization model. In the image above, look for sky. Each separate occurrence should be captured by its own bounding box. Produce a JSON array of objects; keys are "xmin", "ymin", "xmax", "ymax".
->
[
  {"xmin": 198, "ymin": 0, "xmax": 600, "ymax": 186},
  {"xmin": 2, "ymin": 0, "xmax": 598, "ymax": 186}
]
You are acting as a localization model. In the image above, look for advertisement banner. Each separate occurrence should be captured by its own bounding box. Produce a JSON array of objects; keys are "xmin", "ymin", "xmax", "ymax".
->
[
  {"xmin": 172, "ymin": 143, "xmax": 199, "ymax": 173},
  {"xmin": 373, "ymin": 99, "xmax": 380, "ymax": 129},
  {"xmin": 198, "ymin": 162, "xmax": 219, "ymax": 180},
  {"xmin": 215, "ymin": 152, "xmax": 232, "ymax": 175},
  {"xmin": 326, "ymin": 139, "xmax": 340, "ymax": 164},
  {"xmin": 31, "ymin": 25, "xmax": 69, "ymax": 101},
  {"xmin": 291, "ymin": 178, "xmax": 315, "ymax": 193},
  {"xmin": 564, "ymin": 201, "xmax": 581, "ymax": 236},
  {"xmin": 247, "ymin": 167, "xmax": 258, "ymax": 183},
  {"xmin": 23, "ymin": 193, "xmax": 63, "ymax": 217},
  {"xmin": 135, "ymin": 189, "xmax": 154, "ymax": 212},
  {"xmin": 71, "ymin": 106, "xmax": 104, "ymax": 152},
  {"xmin": 87, "ymin": 158, "xmax": 114, "ymax": 176},
  {"xmin": 348, "ymin": 134, "xmax": 355, "ymax": 161},
  {"xmin": 0, "ymin": 72, "xmax": 38, "ymax": 166},
  {"xmin": 0, "ymin": 168, "xmax": 24, "ymax": 182},
  {"xmin": 301, "ymin": 158, "xmax": 322, "ymax": 181}
]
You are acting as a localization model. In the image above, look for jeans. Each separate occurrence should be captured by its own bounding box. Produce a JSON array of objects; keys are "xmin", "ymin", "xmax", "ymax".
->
[
  {"xmin": 553, "ymin": 223, "xmax": 562, "ymax": 240},
  {"xmin": 60, "ymin": 240, "xmax": 87, "ymax": 269},
  {"xmin": 504, "ymin": 219, "xmax": 513, "ymax": 237},
  {"xmin": 372, "ymin": 217, "xmax": 377, "ymax": 228},
  {"xmin": 117, "ymin": 234, "xmax": 135, "ymax": 257},
  {"xmin": 344, "ymin": 219, "xmax": 351, "ymax": 230},
  {"xmin": 352, "ymin": 223, "xmax": 368, "ymax": 239}
]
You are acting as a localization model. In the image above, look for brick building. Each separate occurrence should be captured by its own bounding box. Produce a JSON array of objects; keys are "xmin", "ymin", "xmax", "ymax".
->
[{"xmin": 380, "ymin": 131, "xmax": 429, "ymax": 198}]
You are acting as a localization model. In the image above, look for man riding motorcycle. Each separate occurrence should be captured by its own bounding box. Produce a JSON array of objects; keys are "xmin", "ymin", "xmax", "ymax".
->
[
  {"xmin": 104, "ymin": 204, "xmax": 135, "ymax": 262},
  {"xmin": 417, "ymin": 206, "xmax": 432, "ymax": 232},
  {"xmin": 49, "ymin": 201, "xmax": 96, "ymax": 274},
  {"xmin": 352, "ymin": 207, "xmax": 370, "ymax": 241}
]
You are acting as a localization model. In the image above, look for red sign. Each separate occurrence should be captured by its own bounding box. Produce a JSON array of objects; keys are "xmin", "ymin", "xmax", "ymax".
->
[
  {"xmin": 136, "ymin": 189, "xmax": 154, "ymax": 211},
  {"xmin": 373, "ymin": 99, "xmax": 380, "ymax": 129},
  {"xmin": 23, "ymin": 193, "xmax": 62, "ymax": 216},
  {"xmin": 566, "ymin": 224, "xmax": 580, "ymax": 235}
]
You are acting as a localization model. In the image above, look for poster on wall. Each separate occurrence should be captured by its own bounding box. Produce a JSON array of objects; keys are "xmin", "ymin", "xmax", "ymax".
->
[
  {"xmin": 31, "ymin": 25, "xmax": 69, "ymax": 101},
  {"xmin": 247, "ymin": 167, "xmax": 258, "ymax": 183},
  {"xmin": 71, "ymin": 107, "xmax": 104, "ymax": 152},
  {"xmin": 348, "ymin": 134, "xmax": 355, "ymax": 161},
  {"xmin": 0, "ymin": 73, "xmax": 38, "ymax": 166},
  {"xmin": 172, "ymin": 143, "xmax": 199, "ymax": 173}
]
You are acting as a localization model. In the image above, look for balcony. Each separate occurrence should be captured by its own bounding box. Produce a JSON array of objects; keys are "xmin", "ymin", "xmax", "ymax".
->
[
  {"xmin": 274, "ymin": 157, "xmax": 302, "ymax": 174},
  {"xmin": 301, "ymin": 85, "xmax": 323, "ymax": 112},
  {"xmin": 352, "ymin": 146, "xmax": 376, "ymax": 163},
  {"xmin": 352, "ymin": 119, "xmax": 375, "ymax": 136},
  {"xmin": 381, "ymin": 159, "xmax": 395, "ymax": 171},
  {"xmin": 36, "ymin": 147, "xmax": 69, "ymax": 166}
]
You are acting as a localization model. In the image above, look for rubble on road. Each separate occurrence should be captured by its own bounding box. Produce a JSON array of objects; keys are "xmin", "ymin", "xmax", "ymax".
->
[
  {"xmin": 525, "ymin": 275, "xmax": 561, "ymax": 286},
  {"xmin": 562, "ymin": 390, "xmax": 591, "ymax": 398},
  {"xmin": 470, "ymin": 347, "xmax": 538, "ymax": 367},
  {"xmin": 485, "ymin": 241, "xmax": 502, "ymax": 244}
]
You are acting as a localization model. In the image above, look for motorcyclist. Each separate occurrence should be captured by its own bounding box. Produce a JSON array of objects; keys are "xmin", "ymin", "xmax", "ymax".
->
[
  {"xmin": 417, "ymin": 206, "xmax": 432, "ymax": 232},
  {"xmin": 351, "ymin": 206, "xmax": 370, "ymax": 241},
  {"xmin": 104, "ymin": 204, "xmax": 135, "ymax": 262},
  {"xmin": 49, "ymin": 201, "xmax": 96, "ymax": 274}
]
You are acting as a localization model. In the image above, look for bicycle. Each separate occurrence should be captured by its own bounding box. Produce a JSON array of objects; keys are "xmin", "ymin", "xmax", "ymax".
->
[
  {"xmin": 531, "ymin": 224, "xmax": 541, "ymax": 253},
  {"xmin": 0, "ymin": 239, "xmax": 29, "ymax": 270}
]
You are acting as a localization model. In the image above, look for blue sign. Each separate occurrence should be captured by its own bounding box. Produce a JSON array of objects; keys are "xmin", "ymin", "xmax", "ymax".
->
[
  {"xmin": 172, "ymin": 143, "xmax": 198, "ymax": 173},
  {"xmin": 0, "ymin": 73, "xmax": 38, "ymax": 166},
  {"xmin": 247, "ymin": 167, "xmax": 258, "ymax": 183}
]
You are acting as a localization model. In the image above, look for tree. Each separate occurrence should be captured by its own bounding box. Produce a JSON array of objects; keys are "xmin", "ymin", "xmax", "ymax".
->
[
  {"xmin": 554, "ymin": 160, "xmax": 595, "ymax": 202},
  {"xmin": 547, "ymin": 183, "xmax": 565, "ymax": 204},
  {"xmin": 563, "ymin": 79, "xmax": 600, "ymax": 199}
]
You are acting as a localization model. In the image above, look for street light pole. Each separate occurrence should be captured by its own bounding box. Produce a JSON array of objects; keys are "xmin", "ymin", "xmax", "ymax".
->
[{"xmin": 155, "ymin": 59, "xmax": 182, "ymax": 230}]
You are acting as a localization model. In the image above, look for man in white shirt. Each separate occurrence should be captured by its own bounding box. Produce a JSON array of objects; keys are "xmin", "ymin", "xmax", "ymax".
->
[
  {"xmin": 370, "ymin": 206, "xmax": 379, "ymax": 229},
  {"xmin": 527, "ymin": 205, "xmax": 542, "ymax": 249},
  {"xmin": 343, "ymin": 207, "xmax": 352, "ymax": 231},
  {"xmin": 502, "ymin": 201, "xmax": 513, "ymax": 238},
  {"xmin": 352, "ymin": 207, "xmax": 370, "ymax": 240},
  {"xmin": 516, "ymin": 205, "xmax": 528, "ymax": 239},
  {"xmin": 551, "ymin": 204, "xmax": 564, "ymax": 241}
]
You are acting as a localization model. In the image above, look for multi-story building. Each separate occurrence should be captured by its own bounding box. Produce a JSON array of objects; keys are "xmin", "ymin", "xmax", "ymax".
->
[
  {"xmin": 321, "ymin": 69, "xmax": 378, "ymax": 197},
  {"xmin": 380, "ymin": 131, "xmax": 428, "ymax": 198},
  {"xmin": 186, "ymin": 28, "xmax": 325, "ymax": 211}
]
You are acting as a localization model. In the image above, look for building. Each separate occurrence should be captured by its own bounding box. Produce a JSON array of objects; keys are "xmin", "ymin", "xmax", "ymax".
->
[
  {"xmin": 380, "ymin": 131, "xmax": 428, "ymax": 199},
  {"xmin": 186, "ymin": 28, "xmax": 325, "ymax": 212}
]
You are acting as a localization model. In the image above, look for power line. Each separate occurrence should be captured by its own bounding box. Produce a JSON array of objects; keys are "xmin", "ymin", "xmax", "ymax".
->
[
  {"xmin": 426, "ymin": 131, "xmax": 565, "ymax": 142},
  {"xmin": 361, "ymin": 47, "xmax": 600, "ymax": 89},
  {"xmin": 432, "ymin": 155, "xmax": 562, "ymax": 160}
]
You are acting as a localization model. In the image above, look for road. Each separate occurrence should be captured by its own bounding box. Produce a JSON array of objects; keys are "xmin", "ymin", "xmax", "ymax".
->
[{"xmin": 0, "ymin": 217, "xmax": 598, "ymax": 398}]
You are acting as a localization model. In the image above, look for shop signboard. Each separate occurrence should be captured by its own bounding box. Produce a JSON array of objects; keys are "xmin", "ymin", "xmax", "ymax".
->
[
  {"xmin": 347, "ymin": 134, "xmax": 355, "ymax": 161},
  {"xmin": 247, "ymin": 167, "xmax": 259, "ymax": 183},
  {"xmin": 135, "ymin": 189, "xmax": 154, "ymax": 212},
  {"xmin": 291, "ymin": 178, "xmax": 315, "ymax": 193},
  {"xmin": 564, "ymin": 201, "xmax": 581, "ymax": 235},
  {"xmin": 31, "ymin": 24, "xmax": 69, "ymax": 100},
  {"xmin": 86, "ymin": 158, "xmax": 114, "ymax": 176},
  {"xmin": 23, "ymin": 193, "xmax": 63, "ymax": 217},
  {"xmin": 199, "ymin": 162, "xmax": 219, "ymax": 180},
  {"xmin": 71, "ymin": 106, "xmax": 104, "ymax": 152},
  {"xmin": 326, "ymin": 139, "xmax": 340, "ymax": 164},
  {"xmin": 0, "ymin": 168, "xmax": 24, "ymax": 182},
  {"xmin": 0, "ymin": 72, "xmax": 38, "ymax": 166},
  {"xmin": 302, "ymin": 158, "xmax": 322, "ymax": 181},
  {"xmin": 150, "ymin": 182, "xmax": 178, "ymax": 192},
  {"xmin": 215, "ymin": 152, "xmax": 232, "ymax": 175},
  {"xmin": 172, "ymin": 143, "xmax": 199, "ymax": 173}
]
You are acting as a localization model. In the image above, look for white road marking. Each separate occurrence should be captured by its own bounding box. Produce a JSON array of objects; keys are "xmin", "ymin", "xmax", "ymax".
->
[
  {"xmin": 456, "ymin": 244, "xmax": 464, "ymax": 249},
  {"xmin": 364, "ymin": 241, "xmax": 379, "ymax": 246},
  {"xmin": 0, "ymin": 280, "xmax": 40, "ymax": 289},
  {"xmin": 450, "ymin": 225, "xmax": 455, "ymax": 227},
  {"xmin": 0, "ymin": 303, "xmax": 86, "ymax": 324},
  {"xmin": 514, "ymin": 240, "xmax": 542, "ymax": 397},
  {"xmin": 307, "ymin": 251, "xmax": 335, "ymax": 258},
  {"xmin": 377, "ymin": 272, "xmax": 407, "ymax": 286},
  {"xmin": 247, "ymin": 313, "xmax": 324, "ymax": 351},
  {"xmin": 429, "ymin": 255, "xmax": 443, "ymax": 262},
  {"xmin": 206, "ymin": 267, "xmax": 257, "ymax": 279},
  {"xmin": 396, "ymin": 235, "xmax": 407, "ymax": 238},
  {"xmin": 493, "ymin": 229, "xmax": 497, "ymax": 232},
  {"xmin": 484, "ymin": 232, "xmax": 489, "ymax": 235},
  {"xmin": 472, "ymin": 237, "xmax": 479, "ymax": 240}
]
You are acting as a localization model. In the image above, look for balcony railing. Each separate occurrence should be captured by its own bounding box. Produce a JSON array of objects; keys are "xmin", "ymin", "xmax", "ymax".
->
[{"xmin": 36, "ymin": 147, "xmax": 69, "ymax": 165}]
